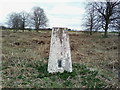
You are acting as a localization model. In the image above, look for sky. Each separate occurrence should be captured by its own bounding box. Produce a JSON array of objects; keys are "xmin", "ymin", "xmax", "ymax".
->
[{"xmin": 0, "ymin": 0, "xmax": 107, "ymax": 30}]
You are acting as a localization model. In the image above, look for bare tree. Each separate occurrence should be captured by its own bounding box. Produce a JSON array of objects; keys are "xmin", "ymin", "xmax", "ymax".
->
[
  {"xmin": 116, "ymin": 19, "xmax": 120, "ymax": 36},
  {"xmin": 7, "ymin": 12, "xmax": 22, "ymax": 31},
  {"xmin": 30, "ymin": 7, "xmax": 48, "ymax": 32},
  {"xmin": 84, "ymin": 2, "xmax": 95, "ymax": 35},
  {"xmin": 19, "ymin": 11, "xmax": 29, "ymax": 32},
  {"xmin": 94, "ymin": 0, "xmax": 120, "ymax": 37},
  {"xmin": 113, "ymin": 18, "xmax": 120, "ymax": 36},
  {"xmin": 84, "ymin": 2, "xmax": 102, "ymax": 35},
  {"xmin": 113, "ymin": 3, "xmax": 120, "ymax": 36}
]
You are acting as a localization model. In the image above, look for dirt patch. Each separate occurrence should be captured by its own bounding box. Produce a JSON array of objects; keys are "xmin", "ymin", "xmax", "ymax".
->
[
  {"xmin": 13, "ymin": 41, "xmax": 31, "ymax": 46},
  {"xmin": 14, "ymin": 42, "xmax": 20, "ymax": 46},
  {"xmin": 32, "ymin": 39, "xmax": 45, "ymax": 45},
  {"xmin": 106, "ymin": 61, "xmax": 120, "ymax": 70},
  {"xmin": 106, "ymin": 46, "xmax": 118, "ymax": 50}
]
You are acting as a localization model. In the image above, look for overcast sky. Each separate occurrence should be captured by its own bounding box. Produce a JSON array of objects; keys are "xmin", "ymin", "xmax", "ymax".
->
[{"xmin": 0, "ymin": 0, "xmax": 105, "ymax": 30}]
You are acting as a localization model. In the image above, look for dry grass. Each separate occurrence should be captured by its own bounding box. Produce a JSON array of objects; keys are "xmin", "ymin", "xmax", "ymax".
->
[{"xmin": 1, "ymin": 30, "xmax": 119, "ymax": 88}]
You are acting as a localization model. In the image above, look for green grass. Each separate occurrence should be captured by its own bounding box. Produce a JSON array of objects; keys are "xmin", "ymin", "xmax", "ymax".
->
[{"xmin": 2, "ymin": 59, "xmax": 107, "ymax": 88}]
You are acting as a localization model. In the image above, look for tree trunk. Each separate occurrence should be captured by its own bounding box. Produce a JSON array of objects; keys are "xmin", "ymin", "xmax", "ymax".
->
[
  {"xmin": 104, "ymin": 28, "xmax": 108, "ymax": 37},
  {"xmin": 90, "ymin": 20, "xmax": 93, "ymax": 35},
  {"xmin": 90, "ymin": 28, "xmax": 92, "ymax": 35},
  {"xmin": 36, "ymin": 24, "xmax": 39, "ymax": 32},
  {"xmin": 90, "ymin": 21, "xmax": 93, "ymax": 35},
  {"xmin": 22, "ymin": 21, "xmax": 25, "ymax": 32},
  {"xmin": 104, "ymin": 21, "xmax": 108, "ymax": 38}
]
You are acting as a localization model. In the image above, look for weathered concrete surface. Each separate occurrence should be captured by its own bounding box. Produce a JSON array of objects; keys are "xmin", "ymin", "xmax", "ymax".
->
[{"xmin": 48, "ymin": 27, "xmax": 72, "ymax": 73}]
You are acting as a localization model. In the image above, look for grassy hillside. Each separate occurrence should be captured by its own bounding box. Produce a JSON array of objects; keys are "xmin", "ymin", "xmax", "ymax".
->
[{"xmin": 1, "ymin": 30, "xmax": 119, "ymax": 88}]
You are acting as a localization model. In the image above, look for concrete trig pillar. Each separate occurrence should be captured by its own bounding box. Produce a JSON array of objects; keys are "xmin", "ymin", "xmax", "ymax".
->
[{"xmin": 48, "ymin": 27, "xmax": 72, "ymax": 73}]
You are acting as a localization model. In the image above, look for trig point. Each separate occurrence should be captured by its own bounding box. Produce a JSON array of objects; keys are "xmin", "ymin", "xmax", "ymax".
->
[{"xmin": 48, "ymin": 27, "xmax": 72, "ymax": 73}]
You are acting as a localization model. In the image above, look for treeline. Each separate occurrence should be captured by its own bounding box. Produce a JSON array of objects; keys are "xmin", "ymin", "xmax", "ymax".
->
[
  {"xmin": 84, "ymin": 0, "xmax": 120, "ymax": 37},
  {"xmin": 6, "ymin": 6, "xmax": 48, "ymax": 32},
  {"xmin": 1, "ymin": 1, "xmax": 120, "ymax": 37}
]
